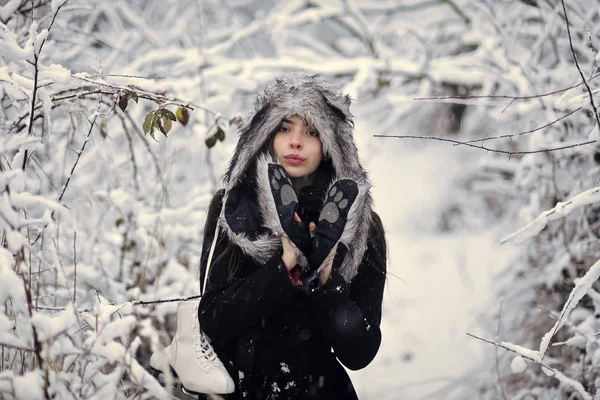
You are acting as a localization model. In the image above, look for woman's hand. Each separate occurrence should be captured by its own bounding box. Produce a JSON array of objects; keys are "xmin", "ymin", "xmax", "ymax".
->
[
  {"xmin": 318, "ymin": 247, "xmax": 336, "ymax": 284},
  {"xmin": 281, "ymin": 234, "xmax": 297, "ymax": 271},
  {"xmin": 281, "ymin": 213, "xmax": 304, "ymax": 271},
  {"xmin": 281, "ymin": 214, "xmax": 317, "ymax": 272}
]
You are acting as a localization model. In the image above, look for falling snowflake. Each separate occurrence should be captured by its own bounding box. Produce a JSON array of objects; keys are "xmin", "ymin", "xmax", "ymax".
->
[
  {"xmin": 284, "ymin": 381, "xmax": 296, "ymax": 389},
  {"xmin": 271, "ymin": 382, "xmax": 281, "ymax": 393}
]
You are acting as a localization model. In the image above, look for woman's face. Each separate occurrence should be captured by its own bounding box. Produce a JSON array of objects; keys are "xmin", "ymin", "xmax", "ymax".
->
[{"xmin": 273, "ymin": 115, "xmax": 323, "ymax": 180}]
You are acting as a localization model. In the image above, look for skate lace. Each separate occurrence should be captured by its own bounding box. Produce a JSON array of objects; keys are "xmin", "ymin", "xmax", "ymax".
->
[{"xmin": 193, "ymin": 330, "xmax": 218, "ymax": 366}]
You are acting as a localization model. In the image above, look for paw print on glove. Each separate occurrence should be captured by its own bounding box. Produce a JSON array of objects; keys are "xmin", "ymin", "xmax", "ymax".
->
[
  {"xmin": 319, "ymin": 180, "xmax": 358, "ymax": 228},
  {"xmin": 308, "ymin": 179, "xmax": 358, "ymax": 271},
  {"xmin": 268, "ymin": 164, "xmax": 298, "ymax": 213},
  {"xmin": 268, "ymin": 164, "xmax": 311, "ymax": 254},
  {"xmin": 319, "ymin": 184, "xmax": 353, "ymax": 224}
]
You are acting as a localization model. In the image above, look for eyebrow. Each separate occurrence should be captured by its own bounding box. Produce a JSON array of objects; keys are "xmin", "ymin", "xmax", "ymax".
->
[{"xmin": 281, "ymin": 118, "xmax": 310, "ymax": 127}]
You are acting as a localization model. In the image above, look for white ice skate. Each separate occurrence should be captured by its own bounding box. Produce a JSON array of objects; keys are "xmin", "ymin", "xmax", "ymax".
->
[{"xmin": 149, "ymin": 300, "xmax": 235, "ymax": 395}]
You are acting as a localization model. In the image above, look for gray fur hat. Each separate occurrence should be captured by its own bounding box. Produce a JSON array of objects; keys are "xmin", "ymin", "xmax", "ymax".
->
[{"xmin": 219, "ymin": 72, "xmax": 373, "ymax": 283}]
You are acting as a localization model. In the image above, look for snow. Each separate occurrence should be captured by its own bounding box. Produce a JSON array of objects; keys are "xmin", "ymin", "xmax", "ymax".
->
[
  {"xmin": 40, "ymin": 64, "xmax": 72, "ymax": 84},
  {"xmin": 31, "ymin": 304, "xmax": 77, "ymax": 341},
  {"xmin": 0, "ymin": 258, "xmax": 26, "ymax": 306},
  {"xmin": 502, "ymin": 186, "xmax": 600, "ymax": 245},
  {"xmin": 510, "ymin": 356, "xmax": 527, "ymax": 373},
  {"xmin": 538, "ymin": 259, "xmax": 600, "ymax": 356},
  {"xmin": 0, "ymin": 22, "xmax": 33, "ymax": 61},
  {"xmin": 38, "ymin": 87, "xmax": 52, "ymax": 127},
  {"xmin": 348, "ymin": 138, "xmax": 517, "ymax": 399},
  {"xmin": 0, "ymin": 0, "xmax": 21, "ymax": 20},
  {"xmin": 10, "ymin": 370, "xmax": 44, "ymax": 400},
  {"xmin": 2, "ymin": 1, "xmax": 599, "ymax": 399}
]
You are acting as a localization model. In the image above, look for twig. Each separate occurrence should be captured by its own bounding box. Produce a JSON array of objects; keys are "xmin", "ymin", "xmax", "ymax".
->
[
  {"xmin": 89, "ymin": 74, "xmax": 166, "ymax": 80},
  {"xmin": 22, "ymin": 269, "xmax": 50, "ymax": 400},
  {"xmin": 122, "ymin": 111, "xmax": 170, "ymax": 205},
  {"xmin": 458, "ymin": 108, "xmax": 581, "ymax": 145},
  {"xmin": 494, "ymin": 298, "xmax": 508, "ymax": 400},
  {"xmin": 118, "ymin": 113, "xmax": 140, "ymax": 192},
  {"xmin": 441, "ymin": 0, "xmax": 470, "ymax": 25},
  {"xmin": 29, "ymin": 116, "xmax": 96, "ymax": 245},
  {"xmin": 130, "ymin": 294, "xmax": 201, "ymax": 306},
  {"xmin": 35, "ymin": 294, "xmax": 202, "ymax": 313},
  {"xmin": 374, "ymin": 134, "xmax": 596, "ymax": 157},
  {"xmin": 73, "ymin": 75, "xmax": 199, "ymax": 112},
  {"xmin": 57, "ymin": 115, "xmax": 97, "ymax": 204},
  {"xmin": 23, "ymin": 0, "xmax": 68, "ymax": 171},
  {"xmin": 413, "ymin": 72, "xmax": 600, "ymax": 102},
  {"xmin": 73, "ymin": 231, "xmax": 76, "ymax": 306},
  {"xmin": 468, "ymin": 332, "xmax": 593, "ymax": 400},
  {"xmin": 561, "ymin": 0, "xmax": 600, "ymax": 129},
  {"xmin": 467, "ymin": 332, "xmax": 551, "ymax": 369}
]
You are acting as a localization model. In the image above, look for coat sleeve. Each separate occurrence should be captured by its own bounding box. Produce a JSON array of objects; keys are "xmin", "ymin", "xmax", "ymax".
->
[
  {"xmin": 198, "ymin": 191, "xmax": 298, "ymax": 343},
  {"xmin": 310, "ymin": 212, "xmax": 386, "ymax": 370}
]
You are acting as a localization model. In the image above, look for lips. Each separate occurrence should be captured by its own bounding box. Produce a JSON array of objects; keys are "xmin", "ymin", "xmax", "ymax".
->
[{"xmin": 283, "ymin": 154, "xmax": 306, "ymax": 165}]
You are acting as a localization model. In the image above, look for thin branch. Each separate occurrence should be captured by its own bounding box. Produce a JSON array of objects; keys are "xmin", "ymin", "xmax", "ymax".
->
[
  {"xmin": 57, "ymin": 115, "xmax": 97, "ymax": 204},
  {"xmin": 21, "ymin": 270, "xmax": 50, "ymax": 400},
  {"xmin": 413, "ymin": 72, "xmax": 600, "ymax": 102},
  {"xmin": 73, "ymin": 75, "xmax": 198, "ymax": 112},
  {"xmin": 441, "ymin": 0, "xmax": 471, "ymax": 25},
  {"xmin": 494, "ymin": 298, "xmax": 508, "ymax": 400},
  {"xmin": 458, "ymin": 108, "xmax": 581, "ymax": 145},
  {"xmin": 130, "ymin": 294, "xmax": 201, "ymax": 306},
  {"xmin": 467, "ymin": 332, "xmax": 553, "ymax": 369},
  {"xmin": 73, "ymin": 231, "xmax": 76, "ymax": 306},
  {"xmin": 118, "ymin": 113, "xmax": 140, "ymax": 192},
  {"xmin": 467, "ymin": 332, "xmax": 593, "ymax": 400},
  {"xmin": 36, "ymin": 294, "xmax": 203, "ymax": 313},
  {"xmin": 561, "ymin": 0, "xmax": 600, "ymax": 129},
  {"xmin": 374, "ymin": 134, "xmax": 596, "ymax": 157},
  {"xmin": 89, "ymin": 74, "xmax": 166, "ymax": 80},
  {"xmin": 24, "ymin": 0, "xmax": 68, "ymax": 171},
  {"xmin": 122, "ymin": 111, "xmax": 170, "ymax": 206}
]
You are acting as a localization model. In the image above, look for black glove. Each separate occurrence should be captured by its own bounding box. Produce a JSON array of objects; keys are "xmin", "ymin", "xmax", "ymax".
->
[
  {"xmin": 268, "ymin": 164, "xmax": 312, "ymax": 255},
  {"xmin": 307, "ymin": 179, "xmax": 358, "ymax": 272}
]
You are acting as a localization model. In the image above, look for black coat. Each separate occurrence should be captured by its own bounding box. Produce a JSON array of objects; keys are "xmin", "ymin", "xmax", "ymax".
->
[{"xmin": 198, "ymin": 189, "xmax": 386, "ymax": 399}]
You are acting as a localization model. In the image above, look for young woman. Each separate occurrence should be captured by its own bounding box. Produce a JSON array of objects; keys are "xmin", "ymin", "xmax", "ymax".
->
[{"xmin": 197, "ymin": 72, "xmax": 387, "ymax": 399}]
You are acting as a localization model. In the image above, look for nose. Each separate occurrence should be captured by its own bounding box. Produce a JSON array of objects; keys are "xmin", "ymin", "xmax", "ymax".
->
[{"xmin": 289, "ymin": 130, "xmax": 303, "ymax": 149}]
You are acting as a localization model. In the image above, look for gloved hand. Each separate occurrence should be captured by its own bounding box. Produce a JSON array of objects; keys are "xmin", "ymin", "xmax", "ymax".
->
[
  {"xmin": 268, "ymin": 164, "xmax": 312, "ymax": 255},
  {"xmin": 307, "ymin": 179, "xmax": 358, "ymax": 277}
]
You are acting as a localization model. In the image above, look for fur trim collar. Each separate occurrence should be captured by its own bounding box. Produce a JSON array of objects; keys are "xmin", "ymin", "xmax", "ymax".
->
[{"xmin": 219, "ymin": 72, "xmax": 373, "ymax": 283}]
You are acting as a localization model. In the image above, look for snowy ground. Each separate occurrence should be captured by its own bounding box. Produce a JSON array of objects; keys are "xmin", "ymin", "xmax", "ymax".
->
[{"xmin": 348, "ymin": 139, "xmax": 518, "ymax": 399}]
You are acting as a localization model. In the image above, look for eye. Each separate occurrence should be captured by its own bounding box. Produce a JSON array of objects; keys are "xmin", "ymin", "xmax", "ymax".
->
[
  {"xmin": 308, "ymin": 131, "xmax": 320, "ymax": 137},
  {"xmin": 278, "ymin": 125, "xmax": 290, "ymax": 132}
]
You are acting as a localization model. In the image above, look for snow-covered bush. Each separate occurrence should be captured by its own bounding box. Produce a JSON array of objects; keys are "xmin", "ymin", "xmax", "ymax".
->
[
  {"xmin": 0, "ymin": 0, "xmax": 483, "ymax": 397},
  {"xmin": 441, "ymin": 1, "xmax": 600, "ymax": 399},
  {"xmin": 3, "ymin": 0, "xmax": 599, "ymax": 398}
]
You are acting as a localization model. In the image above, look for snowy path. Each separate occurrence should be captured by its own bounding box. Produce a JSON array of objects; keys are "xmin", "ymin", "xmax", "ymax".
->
[{"xmin": 349, "ymin": 140, "xmax": 516, "ymax": 399}]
